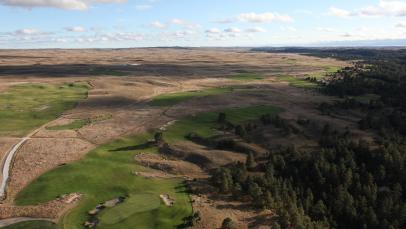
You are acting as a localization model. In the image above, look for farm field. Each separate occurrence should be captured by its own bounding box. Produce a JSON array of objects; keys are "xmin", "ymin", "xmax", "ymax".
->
[{"xmin": 0, "ymin": 48, "xmax": 350, "ymax": 229}]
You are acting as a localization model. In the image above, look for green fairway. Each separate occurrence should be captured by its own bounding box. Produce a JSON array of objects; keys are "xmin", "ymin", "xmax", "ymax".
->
[
  {"xmin": 15, "ymin": 133, "xmax": 191, "ymax": 229},
  {"xmin": 229, "ymin": 73, "xmax": 264, "ymax": 81},
  {"xmin": 15, "ymin": 105, "xmax": 281, "ymax": 229},
  {"xmin": 46, "ymin": 114, "xmax": 112, "ymax": 131},
  {"xmin": 46, "ymin": 119, "xmax": 90, "ymax": 131},
  {"xmin": 99, "ymin": 194, "xmax": 161, "ymax": 226},
  {"xmin": 0, "ymin": 83, "xmax": 89, "ymax": 137},
  {"xmin": 3, "ymin": 221, "xmax": 57, "ymax": 229},
  {"xmin": 277, "ymin": 75, "xmax": 318, "ymax": 89},
  {"xmin": 149, "ymin": 87, "xmax": 233, "ymax": 106},
  {"xmin": 164, "ymin": 105, "xmax": 283, "ymax": 142}
]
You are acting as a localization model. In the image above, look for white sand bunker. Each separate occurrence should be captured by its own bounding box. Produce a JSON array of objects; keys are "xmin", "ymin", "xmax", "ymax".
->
[{"xmin": 159, "ymin": 194, "xmax": 175, "ymax": 207}]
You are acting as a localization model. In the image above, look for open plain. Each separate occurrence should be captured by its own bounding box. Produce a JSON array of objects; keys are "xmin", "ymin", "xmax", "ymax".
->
[{"xmin": 0, "ymin": 48, "xmax": 352, "ymax": 228}]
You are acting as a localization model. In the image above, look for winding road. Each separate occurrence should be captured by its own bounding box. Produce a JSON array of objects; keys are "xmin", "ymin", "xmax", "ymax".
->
[{"xmin": 0, "ymin": 137, "xmax": 29, "ymax": 199}]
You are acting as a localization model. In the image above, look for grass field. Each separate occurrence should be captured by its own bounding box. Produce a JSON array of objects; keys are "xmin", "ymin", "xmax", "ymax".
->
[
  {"xmin": 3, "ymin": 221, "xmax": 57, "ymax": 229},
  {"xmin": 15, "ymin": 133, "xmax": 191, "ymax": 229},
  {"xmin": 277, "ymin": 75, "xmax": 319, "ymax": 89},
  {"xmin": 164, "ymin": 105, "xmax": 283, "ymax": 142},
  {"xmin": 0, "ymin": 83, "xmax": 89, "ymax": 137},
  {"xmin": 229, "ymin": 73, "xmax": 264, "ymax": 81},
  {"xmin": 46, "ymin": 119, "xmax": 90, "ymax": 131},
  {"xmin": 308, "ymin": 66, "xmax": 342, "ymax": 79},
  {"xmin": 15, "ymin": 105, "xmax": 281, "ymax": 229},
  {"xmin": 46, "ymin": 114, "xmax": 112, "ymax": 131},
  {"xmin": 149, "ymin": 87, "xmax": 233, "ymax": 106}
]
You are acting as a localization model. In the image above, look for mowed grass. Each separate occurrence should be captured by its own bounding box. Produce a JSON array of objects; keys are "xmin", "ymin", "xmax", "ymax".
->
[
  {"xmin": 99, "ymin": 194, "xmax": 161, "ymax": 226},
  {"xmin": 229, "ymin": 73, "xmax": 265, "ymax": 81},
  {"xmin": 164, "ymin": 105, "xmax": 283, "ymax": 142},
  {"xmin": 46, "ymin": 119, "xmax": 90, "ymax": 131},
  {"xmin": 0, "ymin": 83, "xmax": 89, "ymax": 137},
  {"xmin": 3, "ymin": 221, "xmax": 57, "ymax": 229},
  {"xmin": 149, "ymin": 87, "xmax": 233, "ymax": 106},
  {"xmin": 46, "ymin": 114, "xmax": 112, "ymax": 131},
  {"xmin": 15, "ymin": 133, "xmax": 191, "ymax": 229},
  {"xmin": 277, "ymin": 75, "xmax": 319, "ymax": 89}
]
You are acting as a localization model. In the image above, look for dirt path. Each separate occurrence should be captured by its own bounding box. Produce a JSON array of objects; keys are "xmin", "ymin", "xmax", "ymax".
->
[{"xmin": 0, "ymin": 217, "xmax": 53, "ymax": 228}]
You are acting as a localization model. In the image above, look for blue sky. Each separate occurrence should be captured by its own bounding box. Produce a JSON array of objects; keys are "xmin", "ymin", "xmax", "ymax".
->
[{"xmin": 0, "ymin": 0, "xmax": 405, "ymax": 48}]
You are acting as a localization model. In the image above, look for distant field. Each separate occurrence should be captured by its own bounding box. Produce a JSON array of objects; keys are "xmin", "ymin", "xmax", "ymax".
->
[
  {"xmin": 0, "ymin": 83, "xmax": 89, "ymax": 137},
  {"xmin": 3, "ymin": 221, "xmax": 57, "ymax": 229},
  {"xmin": 229, "ymin": 73, "xmax": 264, "ymax": 81},
  {"xmin": 149, "ymin": 87, "xmax": 233, "ymax": 106},
  {"xmin": 277, "ymin": 75, "xmax": 318, "ymax": 89}
]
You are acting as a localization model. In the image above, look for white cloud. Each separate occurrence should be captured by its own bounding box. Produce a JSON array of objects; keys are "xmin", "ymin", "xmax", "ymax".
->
[
  {"xmin": 150, "ymin": 21, "xmax": 167, "ymax": 29},
  {"xmin": 316, "ymin": 27, "xmax": 336, "ymax": 32},
  {"xmin": 205, "ymin": 28, "xmax": 221, "ymax": 34},
  {"xmin": 245, "ymin": 27, "xmax": 266, "ymax": 33},
  {"xmin": 327, "ymin": 7, "xmax": 354, "ymax": 18},
  {"xmin": 396, "ymin": 22, "xmax": 406, "ymax": 28},
  {"xmin": 327, "ymin": 1, "xmax": 406, "ymax": 18},
  {"xmin": 171, "ymin": 18, "xmax": 185, "ymax": 25},
  {"xmin": 135, "ymin": 4, "xmax": 151, "ymax": 11},
  {"xmin": 238, "ymin": 12, "xmax": 293, "ymax": 23},
  {"xmin": 65, "ymin": 26, "xmax": 86, "ymax": 32},
  {"xmin": 360, "ymin": 0, "xmax": 406, "ymax": 17},
  {"xmin": 0, "ymin": 0, "xmax": 127, "ymax": 10},
  {"xmin": 224, "ymin": 27, "xmax": 241, "ymax": 33},
  {"xmin": 12, "ymin": 28, "xmax": 49, "ymax": 36},
  {"xmin": 213, "ymin": 18, "xmax": 235, "ymax": 24}
]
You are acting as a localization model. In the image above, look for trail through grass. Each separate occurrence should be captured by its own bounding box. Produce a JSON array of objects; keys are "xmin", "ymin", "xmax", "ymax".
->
[{"xmin": 0, "ymin": 83, "xmax": 89, "ymax": 137}]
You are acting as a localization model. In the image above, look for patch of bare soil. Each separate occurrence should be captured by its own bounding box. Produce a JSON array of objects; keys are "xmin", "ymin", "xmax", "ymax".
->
[
  {"xmin": 134, "ymin": 153, "xmax": 207, "ymax": 179},
  {"xmin": 190, "ymin": 181, "xmax": 273, "ymax": 229},
  {"xmin": 4, "ymin": 138, "xmax": 93, "ymax": 201},
  {"xmin": 169, "ymin": 141, "xmax": 246, "ymax": 169}
]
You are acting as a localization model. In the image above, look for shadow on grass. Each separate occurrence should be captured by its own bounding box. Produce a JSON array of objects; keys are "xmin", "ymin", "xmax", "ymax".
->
[{"xmin": 110, "ymin": 142, "xmax": 152, "ymax": 152}]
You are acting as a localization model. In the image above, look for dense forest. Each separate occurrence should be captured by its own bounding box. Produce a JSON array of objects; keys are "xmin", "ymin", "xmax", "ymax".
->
[{"xmin": 208, "ymin": 48, "xmax": 406, "ymax": 228}]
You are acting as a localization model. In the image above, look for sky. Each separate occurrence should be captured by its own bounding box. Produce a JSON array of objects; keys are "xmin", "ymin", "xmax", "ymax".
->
[{"xmin": 0, "ymin": 0, "xmax": 405, "ymax": 48}]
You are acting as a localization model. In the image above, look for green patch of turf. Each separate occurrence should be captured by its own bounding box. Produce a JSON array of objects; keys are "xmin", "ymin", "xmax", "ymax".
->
[
  {"xmin": 15, "ymin": 133, "xmax": 191, "ymax": 229},
  {"xmin": 149, "ymin": 87, "xmax": 233, "ymax": 106},
  {"xmin": 277, "ymin": 75, "xmax": 318, "ymax": 89},
  {"xmin": 46, "ymin": 114, "xmax": 112, "ymax": 131},
  {"xmin": 3, "ymin": 221, "xmax": 57, "ymax": 229},
  {"xmin": 308, "ymin": 66, "xmax": 342, "ymax": 79},
  {"xmin": 99, "ymin": 194, "xmax": 161, "ymax": 226},
  {"xmin": 46, "ymin": 119, "xmax": 90, "ymax": 131},
  {"xmin": 164, "ymin": 105, "xmax": 283, "ymax": 142},
  {"xmin": 0, "ymin": 83, "xmax": 89, "ymax": 137},
  {"xmin": 229, "ymin": 73, "xmax": 264, "ymax": 81},
  {"xmin": 88, "ymin": 68, "xmax": 127, "ymax": 76}
]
